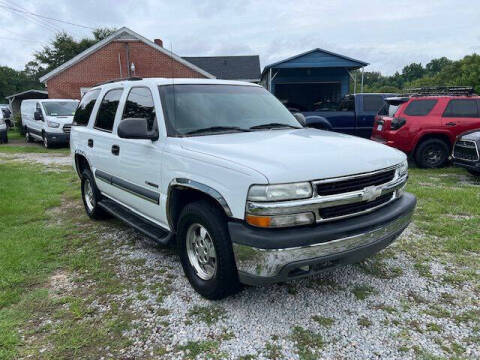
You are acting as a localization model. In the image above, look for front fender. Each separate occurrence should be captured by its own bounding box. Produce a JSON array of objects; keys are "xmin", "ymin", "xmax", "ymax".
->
[{"xmin": 168, "ymin": 178, "xmax": 233, "ymax": 217}]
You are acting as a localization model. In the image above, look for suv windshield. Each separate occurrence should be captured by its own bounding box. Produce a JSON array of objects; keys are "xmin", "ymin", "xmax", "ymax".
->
[
  {"xmin": 42, "ymin": 101, "xmax": 78, "ymax": 116},
  {"xmin": 159, "ymin": 85, "xmax": 302, "ymax": 136}
]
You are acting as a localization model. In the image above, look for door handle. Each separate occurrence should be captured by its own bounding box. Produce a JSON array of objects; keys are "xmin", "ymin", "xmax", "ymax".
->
[
  {"xmin": 111, "ymin": 144, "xmax": 120, "ymax": 156},
  {"xmin": 88, "ymin": 139, "xmax": 93, "ymax": 147},
  {"xmin": 446, "ymin": 122, "xmax": 456, "ymax": 126}
]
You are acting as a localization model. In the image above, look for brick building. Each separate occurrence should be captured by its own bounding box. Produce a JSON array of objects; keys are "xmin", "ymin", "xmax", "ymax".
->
[{"xmin": 39, "ymin": 27, "xmax": 260, "ymax": 99}]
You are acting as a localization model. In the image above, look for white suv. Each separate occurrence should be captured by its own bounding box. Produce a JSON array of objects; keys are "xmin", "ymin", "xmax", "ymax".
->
[{"xmin": 71, "ymin": 78, "xmax": 416, "ymax": 299}]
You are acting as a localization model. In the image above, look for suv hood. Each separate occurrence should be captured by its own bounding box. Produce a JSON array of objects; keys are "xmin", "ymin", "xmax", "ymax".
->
[{"xmin": 181, "ymin": 128, "xmax": 406, "ymax": 183}]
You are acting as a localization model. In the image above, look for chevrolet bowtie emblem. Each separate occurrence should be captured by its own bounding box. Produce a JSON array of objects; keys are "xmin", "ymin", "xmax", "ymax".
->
[{"xmin": 362, "ymin": 186, "xmax": 382, "ymax": 202}]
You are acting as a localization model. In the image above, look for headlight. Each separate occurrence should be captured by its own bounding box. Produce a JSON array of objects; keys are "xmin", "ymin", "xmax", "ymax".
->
[
  {"xmin": 397, "ymin": 160, "xmax": 408, "ymax": 177},
  {"xmin": 248, "ymin": 182, "xmax": 313, "ymax": 202},
  {"xmin": 47, "ymin": 121, "xmax": 60, "ymax": 128}
]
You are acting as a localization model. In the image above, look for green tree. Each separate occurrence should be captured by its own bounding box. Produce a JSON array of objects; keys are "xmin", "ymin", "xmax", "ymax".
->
[
  {"xmin": 425, "ymin": 57, "xmax": 452, "ymax": 76},
  {"xmin": 401, "ymin": 62, "xmax": 425, "ymax": 82},
  {"xmin": 27, "ymin": 27, "xmax": 116, "ymax": 80},
  {"xmin": 0, "ymin": 66, "xmax": 42, "ymax": 103}
]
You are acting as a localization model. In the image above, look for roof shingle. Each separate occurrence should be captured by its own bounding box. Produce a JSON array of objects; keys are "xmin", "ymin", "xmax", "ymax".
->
[{"xmin": 183, "ymin": 55, "xmax": 261, "ymax": 81}]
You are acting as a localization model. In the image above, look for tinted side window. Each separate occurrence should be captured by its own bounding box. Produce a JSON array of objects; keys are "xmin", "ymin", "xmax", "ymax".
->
[
  {"xmin": 73, "ymin": 89, "xmax": 100, "ymax": 126},
  {"xmin": 363, "ymin": 95, "xmax": 384, "ymax": 112},
  {"xmin": 404, "ymin": 99, "xmax": 437, "ymax": 116},
  {"xmin": 122, "ymin": 87, "xmax": 156, "ymax": 131},
  {"xmin": 94, "ymin": 89, "xmax": 123, "ymax": 132},
  {"xmin": 443, "ymin": 99, "xmax": 479, "ymax": 118}
]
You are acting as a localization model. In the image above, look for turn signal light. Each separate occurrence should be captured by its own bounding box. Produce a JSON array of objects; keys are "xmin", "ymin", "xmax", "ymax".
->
[{"xmin": 246, "ymin": 212, "xmax": 315, "ymax": 228}]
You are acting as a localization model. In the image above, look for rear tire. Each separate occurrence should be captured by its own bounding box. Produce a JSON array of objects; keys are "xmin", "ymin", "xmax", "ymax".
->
[
  {"xmin": 467, "ymin": 168, "xmax": 480, "ymax": 177},
  {"xmin": 177, "ymin": 200, "xmax": 240, "ymax": 300},
  {"xmin": 415, "ymin": 139, "xmax": 449, "ymax": 168},
  {"xmin": 81, "ymin": 169, "xmax": 109, "ymax": 220}
]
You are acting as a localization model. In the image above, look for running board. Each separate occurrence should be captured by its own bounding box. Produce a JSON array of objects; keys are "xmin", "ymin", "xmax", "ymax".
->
[{"xmin": 98, "ymin": 199, "xmax": 172, "ymax": 245}]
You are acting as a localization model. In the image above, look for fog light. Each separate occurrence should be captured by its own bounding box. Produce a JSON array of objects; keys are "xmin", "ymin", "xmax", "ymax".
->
[{"xmin": 246, "ymin": 212, "xmax": 315, "ymax": 228}]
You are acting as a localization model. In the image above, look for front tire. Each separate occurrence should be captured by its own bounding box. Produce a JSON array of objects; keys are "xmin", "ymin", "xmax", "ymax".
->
[
  {"xmin": 25, "ymin": 129, "xmax": 33, "ymax": 143},
  {"xmin": 177, "ymin": 200, "xmax": 240, "ymax": 300},
  {"xmin": 81, "ymin": 169, "xmax": 109, "ymax": 220},
  {"xmin": 42, "ymin": 132, "xmax": 50, "ymax": 149},
  {"xmin": 415, "ymin": 139, "xmax": 449, "ymax": 168}
]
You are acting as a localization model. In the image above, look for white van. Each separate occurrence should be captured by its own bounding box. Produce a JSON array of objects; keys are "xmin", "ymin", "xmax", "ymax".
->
[
  {"xmin": 21, "ymin": 99, "xmax": 79, "ymax": 148},
  {"xmin": 0, "ymin": 110, "xmax": 7, "ymax": 144}
]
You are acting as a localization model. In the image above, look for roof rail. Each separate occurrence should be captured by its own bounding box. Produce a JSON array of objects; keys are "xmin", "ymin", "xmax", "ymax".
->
[
  {"xmin": 93, "ymin": 77, "xmax": 143, "ymax": 87},
  {"xmin": 403, "ymin": 86, "xmax": 475, "ymax": 97}
]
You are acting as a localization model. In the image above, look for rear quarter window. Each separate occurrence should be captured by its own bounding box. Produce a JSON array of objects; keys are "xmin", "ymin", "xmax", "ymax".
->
[
  {"xmin": 404, "ymin": 99, "xmax": 437, "ymax": 116},
  {"xmin": 443, "ymin": 99, "xmax": 479, "ymax": 118},
  {"xmin": 363, "ymin": 95, "xmax": 385, "ymax": 112},
  {"xmin": 73, "ymin": 89, "xmax": 101, "ymax": 126}
]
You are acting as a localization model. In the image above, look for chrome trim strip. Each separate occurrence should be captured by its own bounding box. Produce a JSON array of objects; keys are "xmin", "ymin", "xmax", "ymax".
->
[
  {"xmin": 166, "ymin": 178, "xmax": 233, "ymax": 229},
  {"xmin": 233, "ymin": 207, "xmax": 413, "ymax": 278}
]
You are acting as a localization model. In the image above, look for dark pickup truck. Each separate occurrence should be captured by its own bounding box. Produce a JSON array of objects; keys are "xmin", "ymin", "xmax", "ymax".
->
[{"xmin": 304, "ymin": 93, "xmax": 396, "ymax": 138}]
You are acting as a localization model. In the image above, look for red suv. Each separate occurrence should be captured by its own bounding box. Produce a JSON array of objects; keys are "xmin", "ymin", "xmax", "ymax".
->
[{"xmin": 371, "ymin": 90, "xmax": 480, "ymax": 168}]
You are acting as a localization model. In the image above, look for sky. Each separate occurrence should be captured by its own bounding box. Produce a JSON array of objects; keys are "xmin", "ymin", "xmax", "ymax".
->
[{"xmin": 0, "ymin": 0, "xmax": 479, "ymax": 75}]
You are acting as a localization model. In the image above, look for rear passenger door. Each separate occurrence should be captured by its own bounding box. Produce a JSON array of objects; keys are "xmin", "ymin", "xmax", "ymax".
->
[
  {"xmin": 442, "ymin": 99, "xmax": 480, "ymax": 137},
  {"xmin": 356, "ymin": 95, "xmax": 385, "ymax": 138},
  {"xmin": 112, "ymin": 86, "xmax": 165, "ymax": 224},
  {"xmin": 89, "ymin": 88, "xmax": 124, "ymax": 199}
]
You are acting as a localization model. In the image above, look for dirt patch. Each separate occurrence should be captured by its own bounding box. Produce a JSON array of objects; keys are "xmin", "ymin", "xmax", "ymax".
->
[{"xmin": 49, "ymin": 271, "xmax": 74, "ymax": 296}]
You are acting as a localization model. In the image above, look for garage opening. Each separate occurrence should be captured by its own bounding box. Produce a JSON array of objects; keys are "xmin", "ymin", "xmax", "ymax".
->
[{"xmin": 274, "ymin": 82, "xmax": 341, "ymax": 112}]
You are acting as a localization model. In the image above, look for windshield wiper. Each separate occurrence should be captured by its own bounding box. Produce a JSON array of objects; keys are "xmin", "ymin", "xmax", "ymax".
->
[
  {"xmin": 184, "ymin": 126, "xmax": 251, "ymax": 135},
  {"xmin": 249, "ymin": 123, "xmax": 300, "ymax": 130}
]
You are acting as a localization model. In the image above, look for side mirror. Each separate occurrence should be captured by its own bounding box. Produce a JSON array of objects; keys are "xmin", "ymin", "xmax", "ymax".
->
[
  {"xmin": 34, "ymin": 111, "xmax": 43, "ymax": 121},
  {"xmin": 117, "ymin": 118, "xmax": 158, "ymax": 141},
  {"xmin": 293, "ymin": 112, "xmax": 306, "ymax": 127}
]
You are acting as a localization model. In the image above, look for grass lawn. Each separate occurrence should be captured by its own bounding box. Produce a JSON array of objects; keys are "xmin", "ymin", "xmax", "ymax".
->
[
  {"xmin": 0, "ymin": 161, "xmax": 132, "ymax": 359},
  {"xmin": 0, "ymin": 146, "xmax": 478, "ymax": 358}
]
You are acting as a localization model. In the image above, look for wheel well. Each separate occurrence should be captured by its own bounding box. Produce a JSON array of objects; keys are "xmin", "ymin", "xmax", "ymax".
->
[
  {"xmin": 414, "ymin": 133, "xmax": 452, "ymax": 155},
  {"xmin": 168, "ymin": 187, "xmax": 227, "ymax": 231},
  {"xmin": 74, "ymin": 154, "xmax": 90, "ymax": 177}
]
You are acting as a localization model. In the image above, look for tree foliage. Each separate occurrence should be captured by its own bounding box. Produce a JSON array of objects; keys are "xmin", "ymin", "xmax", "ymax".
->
[
  {"xmin": 0, "ymin": 28, "xmax": 116, "ymax": 102},
  {"xmin": 0, "ymin": 67, "xmax": 42, "ymax": 103},
  {"xmin": 351, "ymin": 54, "xmax": 480, "ymax": 94},
  {"xmin": 27, "ymin": 28, "xmax": 116, "ymax": 79}
]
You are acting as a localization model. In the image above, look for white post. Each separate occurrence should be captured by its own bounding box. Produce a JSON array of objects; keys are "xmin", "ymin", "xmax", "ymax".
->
[{"xmin": 361, "ymin": 68, "xmax": 364, "ymax": 93}]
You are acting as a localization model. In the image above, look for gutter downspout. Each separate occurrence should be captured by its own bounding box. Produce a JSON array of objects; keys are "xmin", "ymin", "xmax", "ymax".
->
[{"xmin": 125, "ymin": 43, "xmax": 131, "ymax": 77}]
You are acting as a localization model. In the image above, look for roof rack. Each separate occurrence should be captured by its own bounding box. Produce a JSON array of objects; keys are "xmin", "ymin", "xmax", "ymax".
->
[
  {"xmin": 94, "ymin": 77, "xmax": 143, "ymax": 87},
  {"xmin": 403, "ymin": 86, "xmax": 474, "ymax": 97}
]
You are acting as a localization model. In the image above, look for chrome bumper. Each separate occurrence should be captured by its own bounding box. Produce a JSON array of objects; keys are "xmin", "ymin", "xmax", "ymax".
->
[{"xmin": 232, "ymin": 196, "xmax": 415, "ymax": 283}]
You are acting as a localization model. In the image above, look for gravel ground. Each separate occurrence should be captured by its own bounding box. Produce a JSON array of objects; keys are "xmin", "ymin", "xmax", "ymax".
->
[
  {"xmin": 0, "ymin": 151, "xmax": 72, "ymax": 166},
  {"xmin": 87, "ymin": 225, "xmax": 479, "ymax": 359},
  {"xmin": 6, "ymin": 153, "xmax": 478, "ymax": 359}
]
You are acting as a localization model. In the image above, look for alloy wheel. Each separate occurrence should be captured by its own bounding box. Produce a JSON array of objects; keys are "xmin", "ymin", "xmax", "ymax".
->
[
  {"xmin": 83, "ymin": 179, "xmax": 95, "ymax": 212},
  {"xmin": 186, "ymin": 223, "xmax": 217, "ymax": 280}
]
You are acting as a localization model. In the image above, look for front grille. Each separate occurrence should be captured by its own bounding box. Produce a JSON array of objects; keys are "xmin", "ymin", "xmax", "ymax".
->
[
  {"xmin": 319, "ymin": 193, "xmax": 394, "ymax": 220},
  {"xmin": 316, "ymin": 169, "xmax": 395, "ymax": 196},
  {"xmin": 63, "ymin": 124, "xmax": 72, "ymax": 134},
  {"xmin": 454, "ymin": 141, "xmax": 479, "ymax": 161}
]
